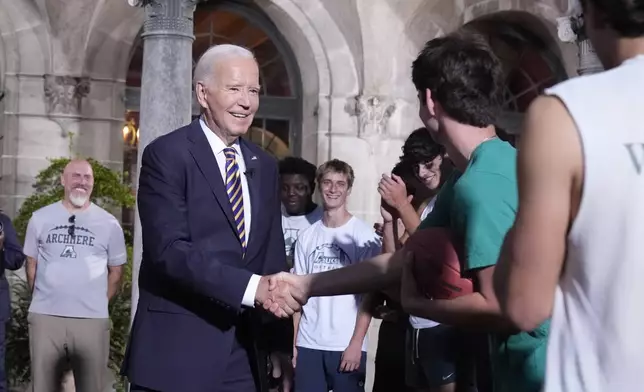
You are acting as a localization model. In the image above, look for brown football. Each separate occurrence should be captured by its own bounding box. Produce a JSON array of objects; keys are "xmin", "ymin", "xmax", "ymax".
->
[{"xmin": 405, "ymin": 227, "xmax": 474, "ymax": 300}]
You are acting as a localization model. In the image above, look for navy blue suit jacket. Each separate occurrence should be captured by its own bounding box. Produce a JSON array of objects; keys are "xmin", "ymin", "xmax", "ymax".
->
[
  {"xmin": 121, "ymin": 120, "xmax": 291, "ymax": 392},
  {"xmin": 0, "ymin": 213, "xmax": 25, "ymax": 322}
]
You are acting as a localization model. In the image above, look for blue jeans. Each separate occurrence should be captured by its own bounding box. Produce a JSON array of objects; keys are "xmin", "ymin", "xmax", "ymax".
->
[{"xmin": 294, "ymin": 347, "xmax": 366, "ymax": 392}]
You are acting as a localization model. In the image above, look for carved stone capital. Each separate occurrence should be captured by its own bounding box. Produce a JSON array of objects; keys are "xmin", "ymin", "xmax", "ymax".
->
[
  {"xmin": 129, "ymin": 0, "xmax": 198, "ymax": 39},
  {"xmin": 346, "ymin": 95, "xmax": 396, "ymax": 138},
  {"xmin": 43, "ymin": 75, "xmax": 90, "ymax": 115}
]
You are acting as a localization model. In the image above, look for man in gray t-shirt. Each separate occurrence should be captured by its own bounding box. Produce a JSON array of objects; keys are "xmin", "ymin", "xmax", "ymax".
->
[{"xmin": 23, "ymin": 159, "xmax": 126, "ymax": 392}]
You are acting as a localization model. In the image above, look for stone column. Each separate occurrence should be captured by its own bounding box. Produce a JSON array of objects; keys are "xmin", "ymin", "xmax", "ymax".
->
[
  {"xmin": 557, "ymin": 14, "xmax": 604, "ymax": 75},
  {"xmin": 127, "ymin": 0, "xmax": 197, "ymax": 321}
]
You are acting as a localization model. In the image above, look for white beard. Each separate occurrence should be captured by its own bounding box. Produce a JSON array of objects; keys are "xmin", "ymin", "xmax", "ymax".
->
[{"xmin": 69, "ymin": 194, "xmax": 88, "ymax": 208}]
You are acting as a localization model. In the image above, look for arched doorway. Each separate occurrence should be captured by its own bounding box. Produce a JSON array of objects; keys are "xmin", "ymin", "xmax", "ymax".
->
[
  {"xmin": 465, "ymin": 12, "xmax": 568, "ymax": 146},
  {"xmin": 122, "ymin": 2, "xmax": 302, "ymax": 231}
]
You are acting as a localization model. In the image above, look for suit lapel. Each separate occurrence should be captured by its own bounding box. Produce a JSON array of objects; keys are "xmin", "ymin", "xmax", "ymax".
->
[
  {"xmin": 240, "ymin": 139, "xmax": 262, "ymax": 254},
  {"xmin": 186, "ymin": 121, "xmax": 237, "ymax": 232}
]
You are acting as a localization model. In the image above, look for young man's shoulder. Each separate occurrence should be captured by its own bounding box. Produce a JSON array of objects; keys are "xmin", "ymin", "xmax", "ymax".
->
[
  {"xmin": 296, "ymin": 220, "xmax": 323, "ymax": 242},
  {"xmin": 546, "ymin": 63, "xmax": 626, "ymax": 96},
  {"xmin": 456, "ymin": 141, "xmax": 518, "ymax": 205},
  {"xmin": 347, "ymin": 216, "xmax": 380, "ymax": 244},
  {"xmin": 453, "ymin": 170, "xmax": 515, "ymax": 211},
  {"xmin": 349, "ymin": 216, "xmax": 374, "ymax": 232},
  {"xmin": 466, "ymin": 139, "xmax": 516, "ymax": 179}
]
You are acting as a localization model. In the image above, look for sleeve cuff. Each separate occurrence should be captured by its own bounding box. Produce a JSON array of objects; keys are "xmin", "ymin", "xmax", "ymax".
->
[
  {"xmin": 108, "ymin": 256, "xmax": 127, "ymax": 266},
  {"xmin": 241, "ymin": 274, "xmax": 262, "ymax": 307}
]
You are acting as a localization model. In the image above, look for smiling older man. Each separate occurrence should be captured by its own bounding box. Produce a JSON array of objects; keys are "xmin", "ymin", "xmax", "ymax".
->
[
  {"xmin": 24, "ymin": 159, "xmax": 127, "ymax": 392},
  {"xmin": 121, "ymin": 44, "xmax": 300, "ymax": 392}
]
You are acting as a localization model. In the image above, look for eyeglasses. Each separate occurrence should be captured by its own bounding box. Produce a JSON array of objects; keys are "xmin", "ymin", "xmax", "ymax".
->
[{"xmin": 68, "ymin": 215, "xmax": 75, "ymax": 237}]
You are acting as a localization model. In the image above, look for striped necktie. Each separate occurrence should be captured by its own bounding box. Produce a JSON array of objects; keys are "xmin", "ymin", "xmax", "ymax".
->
[{"xmin": 223, "ymin": 147, "xmax": 246, "ymax": 251}]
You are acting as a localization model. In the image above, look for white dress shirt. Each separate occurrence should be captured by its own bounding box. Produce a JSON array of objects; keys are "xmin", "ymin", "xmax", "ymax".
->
[{"xmin": 200, "ymin": 119, "xmax": 261, "ymax": 308}]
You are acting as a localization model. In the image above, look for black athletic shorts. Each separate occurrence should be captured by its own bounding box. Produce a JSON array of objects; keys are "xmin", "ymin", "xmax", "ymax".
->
[
  {"xmin": 405, "ymin": 324, "xmax": 467, "ymax": 388},
  {"xmin": 372, "ymin": 319, "xmax": 412, "ymax": 392}
]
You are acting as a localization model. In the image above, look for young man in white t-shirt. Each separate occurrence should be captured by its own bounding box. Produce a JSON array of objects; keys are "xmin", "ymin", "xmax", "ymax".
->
[
  {"xmin": 292, "ymin": 159, "xmax": 381, "ymax": 392},
  {"xmin": 279, "ymin": 157, "xmax": 323, "ymax": 268}
]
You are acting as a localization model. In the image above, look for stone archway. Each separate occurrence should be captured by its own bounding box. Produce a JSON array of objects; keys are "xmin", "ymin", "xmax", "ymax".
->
[
  {"xmin": 255, "ymin": 0, "xmax": 361, "ymax": 164},
  {"xmin": 0, "ymin": 0, "xmax": 54, "ymax": 215},
  {"xmin": 82, "ymin": 1, "xmax": 144, "ymax": 81},
  {"xmin": 401, "ymin": 0, "xmax": 574, "ymax": 147},
  {"xmin": 462, "ymin": 0, "xmax": 574, "ymax": 72},
  {"xmin": 119, "ymin": 0, "xmax": 359, "ymax": 167},
  {"xmin": 464, "ymin": 11, "xmax": 570, "ymax": 145}
]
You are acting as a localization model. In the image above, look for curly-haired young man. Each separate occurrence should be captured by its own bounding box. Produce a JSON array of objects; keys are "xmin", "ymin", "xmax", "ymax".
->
[{"xmin": 378, "ymin": 129, "xmax": 458, "ymax": 392}]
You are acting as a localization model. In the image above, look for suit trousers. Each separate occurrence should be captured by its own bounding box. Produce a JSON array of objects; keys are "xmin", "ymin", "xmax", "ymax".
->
[
  {"xmin": 131, "ymin": 314, "xmax": 261, "ymax": 392},
  {"xmin": 28, "ymin": 313, "xmax": 110, "ymax": 392}
]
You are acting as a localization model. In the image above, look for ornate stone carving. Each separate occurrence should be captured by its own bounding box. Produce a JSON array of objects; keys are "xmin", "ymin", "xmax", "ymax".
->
[
  {"xmin": 128, "ymin": 0, "xmax": 199, "ymax": 39},
  {"xmin": 43, "ymin": 75, "xmax": 90, "ymax": 115},
  {"xmin": 556, "ymin": 16, "xmax": 580, "ymax": 43},
  {"xmin": 346, "ymin": 95, "xmax": 396, "ymax": 138}
]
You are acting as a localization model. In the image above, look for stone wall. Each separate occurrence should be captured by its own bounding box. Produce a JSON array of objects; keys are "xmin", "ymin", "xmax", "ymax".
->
[
  {"xmin": 0, "ymin": 0, "xmax": 578, "ymax": 222},
  {"xmin": 0, "ymin": 0, "xmax": 142, "ymax": 217}
]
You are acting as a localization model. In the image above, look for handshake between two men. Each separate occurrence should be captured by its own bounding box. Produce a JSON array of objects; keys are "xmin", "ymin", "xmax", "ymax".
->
[
  {"xmin": 255, "ymin": 273, "xmax": 310, "ymax": 318},
  {"xmin": 253, "ymin": 250, "xmax": 403, "ymax": 318}
]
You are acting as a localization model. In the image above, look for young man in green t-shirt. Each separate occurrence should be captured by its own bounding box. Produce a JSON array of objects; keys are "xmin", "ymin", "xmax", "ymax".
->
[{"xmin": 263, "ymin": 31, "xmax": 549, "ymax": 392}]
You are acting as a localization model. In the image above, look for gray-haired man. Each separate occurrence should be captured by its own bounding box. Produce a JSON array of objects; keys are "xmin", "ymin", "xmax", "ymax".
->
[{"xmin": 24, "ymin": 159, "xmax": 126, "ymax": 392}]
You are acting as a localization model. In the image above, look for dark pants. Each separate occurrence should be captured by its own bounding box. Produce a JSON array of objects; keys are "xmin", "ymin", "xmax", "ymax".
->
[
  {"xmin": 130, "ymin": 338, "xmax": 255, "ymax": 392},
  {"xmin": 294, "ymin": 347, "xmax": 366, "ymax": 392},
  {"xmin": 131, "ymin": 318, "xmax": 258, "ymax": 392},
  {"xmin": 0, "ymin": 321, "xmax": 5, "ymax": 392},
  {"xmin": 372, "ymin": 319, "xmax": 411, "ymax": 392}
]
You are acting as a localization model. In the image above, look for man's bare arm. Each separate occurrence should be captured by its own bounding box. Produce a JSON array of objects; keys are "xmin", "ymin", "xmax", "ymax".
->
[
  {"xmin": 347, "ymin": 293, "xmax": 374, "ymax": 348},
  {"xmin": 403, "ymin": 261, "xmax": 512, "ymax": 331},
  {"xmin": 307, "ymin": 251, "xmax": 404, "ymax": 297},
  {"xmin": 293, "ymin": 311, "xmax": 301, "ymax": 346},
  {"xmin": 107, "ymin": 265, "xmax": 124, "ymax": 300},
  {"xmin": 26, "ymin": 256, "xmax": 37, "ymax": 292},
  {"xmin": 396, "ymin": 203, "xmax": 421, "ymax": 237},
  {"xmin": 494, "ymin": 95, "xmax": 581, "ymax": 331},
  {"xmin": 381, "ymin": 221, "xmax": 398, "ymax": 253}
]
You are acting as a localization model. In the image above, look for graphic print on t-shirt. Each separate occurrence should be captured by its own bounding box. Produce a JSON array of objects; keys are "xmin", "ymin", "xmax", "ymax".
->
[
  {"xmin": 307, "ymin": 243, "xmax": 351, "ymax": 273},
  {"xmin": 46, "ymin": 223, "xmax": 97, "ymax": 259},
  {"xmin": 625, "ymin": 143, "xmax": 644, "ymax": 174},
  {"xmin": 284, "ymin": 228, "xmax": 300, "ymax": 256}
]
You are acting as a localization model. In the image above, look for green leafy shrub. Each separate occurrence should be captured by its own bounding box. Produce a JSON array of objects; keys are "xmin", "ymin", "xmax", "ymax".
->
[{"xmin": 7, "ymin": 157, "xmax": 135, "ymax": 390}]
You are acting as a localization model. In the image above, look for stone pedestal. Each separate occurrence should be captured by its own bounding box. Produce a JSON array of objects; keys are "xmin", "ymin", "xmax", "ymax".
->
[
  {"xmin": 128, "ymin": 0, "xmax": 198, "ymax": 320},
  {"xmin": 557, "ymin": 14, "xmax": 604, "ymax": 76}
]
